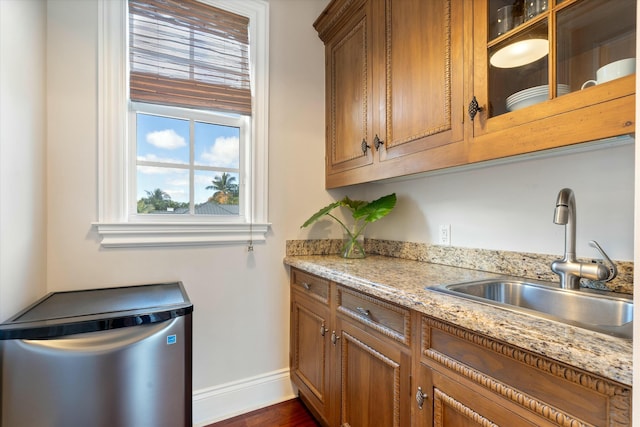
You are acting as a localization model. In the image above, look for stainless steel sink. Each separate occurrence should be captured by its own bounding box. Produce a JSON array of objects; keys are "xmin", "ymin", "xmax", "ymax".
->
[{"xmin": 428, "ymin": 279, "xmax": 633, "ymax": 339}]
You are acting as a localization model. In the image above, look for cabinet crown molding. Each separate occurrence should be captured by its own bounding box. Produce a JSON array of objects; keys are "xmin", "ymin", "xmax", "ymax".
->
[{"xmin": 313, "ymin": 0, "xmax": 366, "ymax": 41}]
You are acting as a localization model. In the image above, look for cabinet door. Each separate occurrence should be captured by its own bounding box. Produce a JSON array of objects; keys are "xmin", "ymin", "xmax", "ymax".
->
[
  {"xmin": 470, "ymin": 0, "xmax": 635, "ymax": 162},
  {"xmin": 378, "ymin": 0, "xmax": 465, "ymax": 162},
  {"xmin": 431, "ymin": 387, "xmax": 501, "ymax": 427},
  {"xmin": 333, "ymin": 316, "xmax": 411, "ymax": 427},
  {"xmin": 414, "ymin": 363, "xmax": 549, "ymax": 427},
  {"xmin": 324, "ymin": 1, "xmax": 375, "ymax": 178},
  {"xmin": 290, "ymin": 291, "xmax": 331, "ymax": 425}
]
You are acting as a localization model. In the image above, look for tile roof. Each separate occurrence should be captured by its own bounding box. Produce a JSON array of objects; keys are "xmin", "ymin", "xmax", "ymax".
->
[{"xmin": 152, "ymin": 202, "xmax": 239, "ymax": 215}]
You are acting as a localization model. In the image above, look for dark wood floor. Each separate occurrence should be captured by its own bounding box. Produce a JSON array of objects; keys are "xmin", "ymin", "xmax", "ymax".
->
[{"xmin": 204, "ymin": 398, "xmax": 320, "ymax": 427}]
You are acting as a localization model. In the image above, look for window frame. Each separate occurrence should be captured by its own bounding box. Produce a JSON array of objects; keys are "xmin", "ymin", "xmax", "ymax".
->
[
  {"xmin": 129, "ymin": 101, "xmax": 248, "ymax": 221},
  {"xmin": 95, "ymin": 0, "xmax": 270, "ymax": 248}
]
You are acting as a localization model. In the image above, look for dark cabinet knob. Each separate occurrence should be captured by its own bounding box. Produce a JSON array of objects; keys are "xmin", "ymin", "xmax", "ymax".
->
[
  {"xmin": 468, "ymin": 96, "xmax": 483, "ymax": 121},
  {"xmin": 373, "ymin": 134, "xmax": 384, "ymax": 151},
  {"xmin": 416, "ymin": 386, "xmax": 428, "ymax": 409},
  {"xmin": 361, "ymin": 139, "xmax": 371, "ymax": 154}
]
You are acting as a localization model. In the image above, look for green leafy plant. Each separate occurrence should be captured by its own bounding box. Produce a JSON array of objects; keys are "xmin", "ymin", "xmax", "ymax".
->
[{"xmin": 301, "ymin": 193, "xmax": 397, "ymax": 258}]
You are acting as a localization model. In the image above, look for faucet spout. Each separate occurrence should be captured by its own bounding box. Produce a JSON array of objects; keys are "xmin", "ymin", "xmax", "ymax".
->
[
  {"xmin": 550, "ymin": 188, "xmax": 609, "ymax": 289},
  {"xmin": 553, "ymin": 188, "xmax": 576, "ymax": 262}
]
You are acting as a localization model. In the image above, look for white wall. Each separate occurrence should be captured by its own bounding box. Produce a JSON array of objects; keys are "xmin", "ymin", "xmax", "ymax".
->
[
  {"xmin": 0, "ymin": 0, "xmax": 48, "ymax": 321},
  {"xmin": 365, "ymin": 141, "xmax": 635, "ymax": 261},
  {"xmin": 296, "ymin": 123, "xmax": 634, "ymax": 263},
  {"xmin": 44, "ymin": 0, "xmax": 329, "ymax": 425}
]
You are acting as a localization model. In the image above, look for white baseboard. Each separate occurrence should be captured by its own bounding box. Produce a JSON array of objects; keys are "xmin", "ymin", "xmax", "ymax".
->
[{"xmin": 192, "ymin": 368, "xmax": 297, "ymax": 427}]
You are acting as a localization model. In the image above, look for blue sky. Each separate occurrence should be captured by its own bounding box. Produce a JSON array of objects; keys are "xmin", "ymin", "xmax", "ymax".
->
[{"xmin": 136, "ymin": 113, "xmax": 240, "ymax": 204}]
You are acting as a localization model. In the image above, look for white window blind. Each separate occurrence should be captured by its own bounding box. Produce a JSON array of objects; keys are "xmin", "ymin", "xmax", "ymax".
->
[{"xmin": 128, "ymin": 0, "xmax": 252, "ymax": 115}]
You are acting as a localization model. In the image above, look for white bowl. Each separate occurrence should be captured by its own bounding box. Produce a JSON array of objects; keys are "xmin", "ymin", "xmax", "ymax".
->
[{"xmin": 597, "ymin": 58, "xmax": 635, "ymax": 83}]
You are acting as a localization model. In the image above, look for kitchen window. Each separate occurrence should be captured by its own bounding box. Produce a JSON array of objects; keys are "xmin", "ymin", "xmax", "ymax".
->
[
  {"xmin": 95, "ymin": 0, "xmax": 269, "ymax": 247},
  {"xmin": 130, "ymin": 105, "xmax": 246, "ymax": 218}
]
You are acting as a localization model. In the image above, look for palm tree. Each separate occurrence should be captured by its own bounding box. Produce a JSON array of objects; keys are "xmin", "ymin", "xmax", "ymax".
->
[
  {"xmin": 141, "ymin": 188, "xmax": 172, "ymax": 212},
  {"xmin": 206, "ymin": 173, "xmax": 237, "ymax": 204}
]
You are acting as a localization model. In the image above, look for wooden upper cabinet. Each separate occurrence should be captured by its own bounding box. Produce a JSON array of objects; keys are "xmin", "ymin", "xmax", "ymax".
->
[
  {"xmin": 379, "ymin": 0, "xmax": 465, "ymax": 162},
  {"xmin": 469, "ymin": 0, "xmax": 636, "ymax": 163},
  {"xmin": 316, "ymin": 0, "xmax": 636, "ymax": 188},
  {"xmin": 315, "ymin": 0, "xmax": 467, "ymax": 188},
  {"xmin": 323, "ymin": 0, "xmax": 374, "ymax": 176}
]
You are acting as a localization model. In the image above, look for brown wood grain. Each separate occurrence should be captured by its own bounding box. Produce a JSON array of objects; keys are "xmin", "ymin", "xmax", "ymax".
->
[
  {"xmin": 317, "ymin": 0, "xmax": 635, "ymax": 188},
  {"xmin": 205, "ymin": 399, "xmax": 320, "ymax": 427},
  {"xmin": 290, "ymin": 266, "xmax": 632, "ymax": 426}
]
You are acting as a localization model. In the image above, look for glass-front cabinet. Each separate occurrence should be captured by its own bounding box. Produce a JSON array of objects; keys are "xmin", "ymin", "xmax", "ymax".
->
[
  {"xmin": 315, "ymin": 0, "xmax": 636, "ymax": 188},
  {"xmin": 556, "ymin": 0, "xmax": 635, "ymax": 94},
  {"xmin": 471, "ymin": 0, "xmax": 636, "ymax": 157}
]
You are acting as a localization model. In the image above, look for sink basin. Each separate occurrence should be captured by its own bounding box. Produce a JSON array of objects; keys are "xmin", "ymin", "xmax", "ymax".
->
[{"xmin": 428, "ymin": 279, "xmax": 633, "ymax": 339}]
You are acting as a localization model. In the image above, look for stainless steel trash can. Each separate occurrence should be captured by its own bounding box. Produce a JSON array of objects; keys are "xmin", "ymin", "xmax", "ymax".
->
[{"xmin": 0, "ymin": 282, "xmax": 193, "ymax": 427}]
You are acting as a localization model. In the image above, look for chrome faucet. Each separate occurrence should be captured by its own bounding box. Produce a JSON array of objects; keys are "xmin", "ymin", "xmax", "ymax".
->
[{"xmin": 550, "ymin": 188, "xmax": 615, "ymax": 289}]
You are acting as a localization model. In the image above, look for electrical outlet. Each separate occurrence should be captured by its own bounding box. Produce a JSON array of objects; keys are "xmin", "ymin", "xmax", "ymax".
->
[{"xmin": 439, "ymin": 224, "xmax": 451, "ymax": 246}]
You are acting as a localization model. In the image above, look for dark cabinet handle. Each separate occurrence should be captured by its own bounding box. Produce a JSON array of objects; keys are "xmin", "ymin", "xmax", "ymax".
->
[
  {"xmin": 416, "ymin": 386, "xmax": 428, "ymax": 409},
  {"xmin": 373, "ymin": 134, "xmax": 384, "ymax": 151},
  {"xmin": 468, "ymin": 96, "xmax": 483, "ymax": 121},
  {"xmin": 356, "ymin": 307, "xmax": 371, "ymax": 317},
  {"xmin": 361, "ymin": 139, "xmax": 371, "ymax": 154}
]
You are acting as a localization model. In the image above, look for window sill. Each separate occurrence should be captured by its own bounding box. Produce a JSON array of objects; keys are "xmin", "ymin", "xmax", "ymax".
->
[{"xmin": 93, "ymin": 222, "xmax": 270, "ymax": 248}]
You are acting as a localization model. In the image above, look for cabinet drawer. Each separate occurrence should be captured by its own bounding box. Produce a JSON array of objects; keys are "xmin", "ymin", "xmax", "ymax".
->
[
  {"xmin": 291, "ymin": 269, "xmax": 330, "ymax": 305},
  {"xmin": 337, "ymin": 285, "xmax": 411, "ymax": 346}
]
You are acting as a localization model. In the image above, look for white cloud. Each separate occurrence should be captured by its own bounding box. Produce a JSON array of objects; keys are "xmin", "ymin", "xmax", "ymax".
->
[
  {"xmin": 199, "ymin": 136, "xmax": 239, "ymax": 168},
  {"xmin": 167, "ymin": 177, "xmax": 188, "ymax": 187},
  {"xmin": 194, "ymin": 173, "xmax": 214, "ymax": 185},
  {"xmin": 137, "ymin": 163, "xmax": 188, "ymax": 175},
  {"xmin": 165, "ymin": 188, "xmax": 187, "ymax": 200},
  {"xmin": 138, "ymin": 165, "xmax": 169, "ymax": 175},
  {"xmin": 146, "ymin": 129, "xmax": 186, "ymax": 150}
]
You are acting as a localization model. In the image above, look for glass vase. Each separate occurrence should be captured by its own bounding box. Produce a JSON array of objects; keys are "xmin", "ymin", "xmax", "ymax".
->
[{"xmin": 341, "ymin": 234, "xmax": 365, "ymax": 259}]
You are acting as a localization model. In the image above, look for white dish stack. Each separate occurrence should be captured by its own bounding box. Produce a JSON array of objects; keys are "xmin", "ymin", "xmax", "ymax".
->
[{"xmin": 506, "ymin": 84, "xmax": 570, "ymax": 111}]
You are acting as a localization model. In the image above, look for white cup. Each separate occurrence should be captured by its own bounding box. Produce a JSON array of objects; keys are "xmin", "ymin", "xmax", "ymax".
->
[{"xmin": 581, "ymin": 58, "xmax": 636, "ymax": 89}]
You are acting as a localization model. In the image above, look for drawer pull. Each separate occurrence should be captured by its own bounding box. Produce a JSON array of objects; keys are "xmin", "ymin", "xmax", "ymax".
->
[
  {"xmin": 416, "ymin": 387, "xmax": 428, "ymax": 410},
  {"xmin": 302, "ymin": 282, "xmax": 311, "ymax": 291},
  {"xmin": 356, "ymin": 307, "xmax": 371, "ymax": 317}
]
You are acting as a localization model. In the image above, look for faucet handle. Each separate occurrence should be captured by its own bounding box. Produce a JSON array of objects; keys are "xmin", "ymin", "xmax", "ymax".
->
[{"xmin": 588, "ymin": 240, "xmax": 618, "ymax": 282}]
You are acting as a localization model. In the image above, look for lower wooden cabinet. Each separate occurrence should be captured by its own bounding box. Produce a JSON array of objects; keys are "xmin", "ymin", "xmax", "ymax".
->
[
  {"xmin": 289, "ymin": 268, "xmax": 632, "ymax": 427},
  {"xmin": 290, "ymin": 269, "xmax": 412, "ymax": 426},
  {"xmin": 333, "ymin": 316, "xmax": 411, "ymax": 427},
  {"xmin": 415, "ymin": 316, "xmax": 632, "ymax": 427},
  {"xmin": 415, "ymin": 362, "xmax": 553, "ymax": 427},
  {"xmin": 290, "ymin": 270, "xmax": 332, "ymax": 425}
]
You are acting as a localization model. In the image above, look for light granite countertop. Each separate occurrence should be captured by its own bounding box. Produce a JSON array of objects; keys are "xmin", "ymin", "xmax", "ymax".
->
[{"xmin": 284, "ymin": 254, "xmax": 633, "ymax": 387}]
